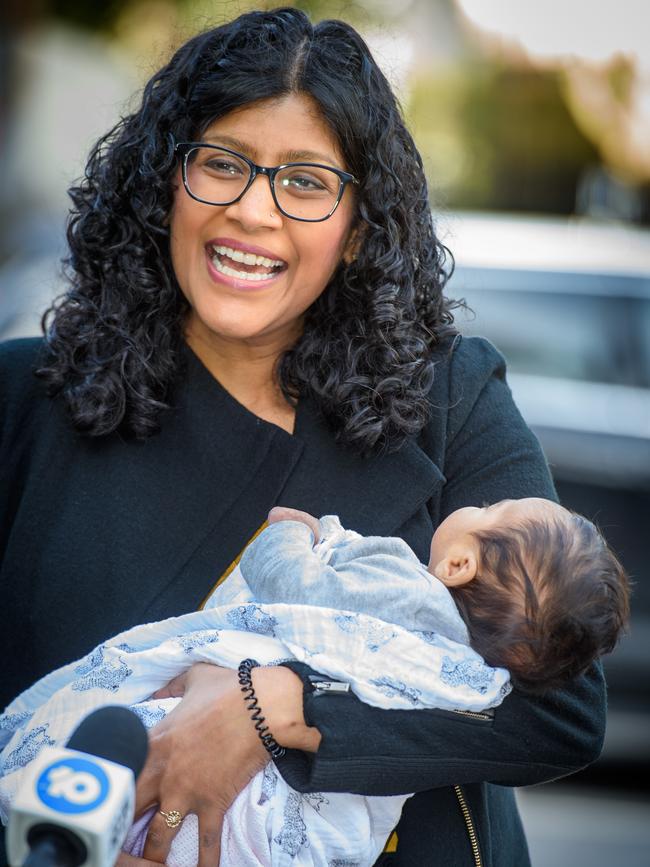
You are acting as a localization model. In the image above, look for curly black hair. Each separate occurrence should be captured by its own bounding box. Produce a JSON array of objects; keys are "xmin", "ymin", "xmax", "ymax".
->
[{"xmin": 39, "ymin": 6, "xmax": 458, "ymax": 454}]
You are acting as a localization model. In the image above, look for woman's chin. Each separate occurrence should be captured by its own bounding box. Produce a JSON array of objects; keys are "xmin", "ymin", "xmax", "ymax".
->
[{"xmin": 187, "ymin": 308, "xmax": 294, "ymax": 347}]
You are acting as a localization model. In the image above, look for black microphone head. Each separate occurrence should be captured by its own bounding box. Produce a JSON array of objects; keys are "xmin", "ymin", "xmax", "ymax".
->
[{"xmin": 66, "ymin": 707, "xmax": 148, "ymax": 780}]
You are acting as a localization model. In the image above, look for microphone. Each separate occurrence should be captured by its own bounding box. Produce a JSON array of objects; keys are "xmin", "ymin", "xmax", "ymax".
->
[{"xmin": 6, "ymin": 707, "xmax": 148, "ymax": 867}]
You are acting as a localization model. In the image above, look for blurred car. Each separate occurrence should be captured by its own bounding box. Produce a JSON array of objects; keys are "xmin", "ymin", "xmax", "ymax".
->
[{"xmin": 442, "ymin": 212, "xmax": 650, "ymax": 767}]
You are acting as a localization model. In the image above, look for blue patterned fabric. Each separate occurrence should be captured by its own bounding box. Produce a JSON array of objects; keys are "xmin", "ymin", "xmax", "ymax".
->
[
  {"xmin": 440, "ymin": 656, "xmax": 496, "ymax": 695},
  {"xmin": 176, "ymin": 631, "xmax": 220, "ymax": 654},
  {"xmin": 130, "ymin": 704, "xmax": 167, "ymax": 728},
  {"xmin": 1, "ymin": 725, "xmax": 55, "ymax": 774},
  {"xmin": 71, "ymin": 657, "xmax": 133, "ymax": 693},
  {"xmin": 226, "ymin": 604, "xmax": 277, "ymax": 636},
  {"xmin": 273, "ymin": 792, "xmax": 309, "ymax": 857},
  {"xmin": 369, "ymin": 677, "xmax": 422, "ymax": 706},
  {"xmin": 258, "ymin": 764, "xmax": 278, "ymax": 807}
]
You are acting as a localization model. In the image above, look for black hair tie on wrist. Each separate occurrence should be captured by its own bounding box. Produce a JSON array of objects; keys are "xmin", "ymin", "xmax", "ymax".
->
[{"xmin": 238, "ymin": 658, "xmax": 286, "ymax": 759}]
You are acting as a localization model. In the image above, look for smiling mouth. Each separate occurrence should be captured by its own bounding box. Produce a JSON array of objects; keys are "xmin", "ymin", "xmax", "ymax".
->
[{"xmin": 208, "ymin": 243, "xmax": 287, "ymax": 282}]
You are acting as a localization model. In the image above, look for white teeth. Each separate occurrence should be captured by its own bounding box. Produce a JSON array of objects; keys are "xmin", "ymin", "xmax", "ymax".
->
[
  {"xmin": 213, "ymin": 244, "xmax": 284, "ymax": 269},
  {"xmin": 211, "ymin": 254, "xmax": 278, "ymax": 281}
]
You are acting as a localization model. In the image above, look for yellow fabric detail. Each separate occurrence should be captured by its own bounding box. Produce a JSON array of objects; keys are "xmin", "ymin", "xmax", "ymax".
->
[
  {"xmin": 383, "ymin": 830, "xmax": 399, "ymax": 852},
  {"xmin": 197, "ymin": 521, "xmax": 268, "ymax": 610}
]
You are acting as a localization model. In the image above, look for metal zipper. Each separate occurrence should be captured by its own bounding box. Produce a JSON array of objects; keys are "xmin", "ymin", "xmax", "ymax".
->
[
  {"xmin": 454, "ymin": 785, "xmax": 482, "ymax": 867},
  {"xmin": 450, "ymin": 708, "xmax": 493, "ymax": 722},
  {"xmin": 308, "ymin": 676, "xmax": 351, "ymax": 697}
]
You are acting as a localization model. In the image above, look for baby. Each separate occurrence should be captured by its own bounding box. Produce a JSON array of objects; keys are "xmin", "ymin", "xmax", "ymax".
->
[
  {"xmin": 262, "ymin": 497, "xmax": 630, "ymax": 694},
  {"xmin": 0, "ymin": 498, "xmax": 629, "ymax": 867}
]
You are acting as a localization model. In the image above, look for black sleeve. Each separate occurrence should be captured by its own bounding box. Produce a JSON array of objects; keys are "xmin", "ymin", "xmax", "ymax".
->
[{"xmin": 276, "ymin": 337, "xmax": 606, "ymax": 795}]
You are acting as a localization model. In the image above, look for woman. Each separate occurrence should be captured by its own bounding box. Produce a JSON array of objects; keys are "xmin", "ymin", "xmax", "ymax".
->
[{"xmin": 0, "ymin": 8, "xmax": 605, "ymax": 867}]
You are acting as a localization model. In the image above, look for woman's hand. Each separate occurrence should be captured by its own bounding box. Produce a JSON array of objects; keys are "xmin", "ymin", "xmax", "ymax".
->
[
  {"xmin": 135, "ymin": 662, "xmax": 320, "ymax": 867},
  {"xmin": 115, "ymin": 853, "xmax": 166, "ymax": 867},
  {"xmin": 136, "ymin": 663, "xmax": 267, "ymax": 867}
]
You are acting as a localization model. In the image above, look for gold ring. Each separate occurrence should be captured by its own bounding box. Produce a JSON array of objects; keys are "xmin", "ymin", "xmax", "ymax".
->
[{"xmin": 159, "ymin": 809, "xmax": 183, "ymax": 829}]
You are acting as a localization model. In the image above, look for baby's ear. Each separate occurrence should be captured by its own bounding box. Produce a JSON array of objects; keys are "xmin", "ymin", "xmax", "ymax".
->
[{"xmin": 431, "ymin": 546, "xmax": 478, "ymax": 587}]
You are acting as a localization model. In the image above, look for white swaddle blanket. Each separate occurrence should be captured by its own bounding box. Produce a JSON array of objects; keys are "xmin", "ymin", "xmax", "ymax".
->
[{"xmin": 0, "ymin": 518, "xmax": 511, "ymax": 866}]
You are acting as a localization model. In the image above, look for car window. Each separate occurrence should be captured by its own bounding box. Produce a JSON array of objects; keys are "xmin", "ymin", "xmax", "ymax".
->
[{"xmin": 450, "ymin": 269, "xmax": 650, "ymax": 388}]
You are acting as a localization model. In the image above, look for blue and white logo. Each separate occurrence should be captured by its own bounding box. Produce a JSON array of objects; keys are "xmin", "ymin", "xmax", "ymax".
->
[{"xmin": 36, "ymin": 757, "xmax": 109, "ymax": 814}]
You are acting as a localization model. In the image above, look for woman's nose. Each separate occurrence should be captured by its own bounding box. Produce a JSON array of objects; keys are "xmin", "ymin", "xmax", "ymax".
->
[{"xmin": 223, "ymin": 173, "xmax": 283, "ymax": 230}]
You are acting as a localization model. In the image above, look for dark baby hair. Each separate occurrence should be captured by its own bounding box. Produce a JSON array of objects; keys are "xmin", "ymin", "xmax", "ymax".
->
[
  {"xmin": 38, "ymin": 6, "xmax": 457, "ymax": 454},
  {"xmin": 450, "ymin": 514, "xmax": 630, "ymax": 693}
]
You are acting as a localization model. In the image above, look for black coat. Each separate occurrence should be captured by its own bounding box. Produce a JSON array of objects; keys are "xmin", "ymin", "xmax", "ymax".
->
[{"xmin": 0, "ymin": 336, "xmax": 605, "ymax": 866}]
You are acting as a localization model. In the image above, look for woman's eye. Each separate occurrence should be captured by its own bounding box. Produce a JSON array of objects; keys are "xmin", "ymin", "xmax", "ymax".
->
[
  {"xmin": 204, "ymin": 159, "xmax": 244, "ymax": 175},
  {"xmin": 284, "ymin": 173, "xmax": 326, "ymax": 192}
]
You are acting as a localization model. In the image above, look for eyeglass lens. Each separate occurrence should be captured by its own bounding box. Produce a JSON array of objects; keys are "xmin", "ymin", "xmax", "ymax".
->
[{"xmin": 184, "ymin": 147, "xmax": 343, "ymax": 220}]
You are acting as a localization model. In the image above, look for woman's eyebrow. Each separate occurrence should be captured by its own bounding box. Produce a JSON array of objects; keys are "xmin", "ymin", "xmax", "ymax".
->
[
  {"xmin": 282, "ymin": 148, "xmax": 339, "ymax": 165},
  {"xmin": 201, "ymin": 133, "xmax": 251, "ymax": 153},
  {"xmin": 201, "ymin": 134, "xmax": 339, "ymax": 166}
]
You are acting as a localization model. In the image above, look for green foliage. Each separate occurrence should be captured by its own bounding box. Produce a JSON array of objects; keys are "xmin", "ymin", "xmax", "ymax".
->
[
  {"xmin": 45, "ymin": 0, "xmax": 130, "ymax": 30},
  {"xmin": 289, "ymin": 0, "xmax": 371, "ymax": 21},
  {"xmin": 43, "ymin": 0, "xmax": 377, "ymax": 31},
  {"xmin": 407, "ymin": 60, "xmax": 600, "ymax": 214}
]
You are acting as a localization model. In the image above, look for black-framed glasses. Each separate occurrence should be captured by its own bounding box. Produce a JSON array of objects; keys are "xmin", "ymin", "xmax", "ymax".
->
[{"xmin": 175, "ymin": 142, "xmax": 358, "ymax": 222}]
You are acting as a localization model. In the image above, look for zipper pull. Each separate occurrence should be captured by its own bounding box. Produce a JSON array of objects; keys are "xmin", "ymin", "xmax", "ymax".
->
[{"xmin": 308, "ymin": 676, "xmax": 351, "ymax": 696}]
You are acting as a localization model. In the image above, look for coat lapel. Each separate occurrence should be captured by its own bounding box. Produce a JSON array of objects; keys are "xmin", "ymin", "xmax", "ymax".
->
[
  {"xmin": 139, "ymin": 349, "xmax": 304, "ymax": 620},
  {"xmin": 279, "ymin": 395, "xmax": 445, "ymax": 538}
]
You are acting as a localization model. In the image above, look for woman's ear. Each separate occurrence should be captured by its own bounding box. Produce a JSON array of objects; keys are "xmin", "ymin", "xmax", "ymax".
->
[
  {"xmin": 342, "ymin": 221, "xmax": 364, "ymax": 265},
  {"xmin": 432, "ymin": 545, "xmax": 478, "ymax": 588}
]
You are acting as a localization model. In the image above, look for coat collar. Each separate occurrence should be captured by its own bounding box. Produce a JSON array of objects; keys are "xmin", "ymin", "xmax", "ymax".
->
[
  {"xmin": 281, "ymin": 393, "xmax": 445, "ymax": 538},
  {"xmin": 141, "ymin": 346, "xmax": 303, "ymax": 618},
  {"xmin": 143, "ymin": 348, "xmax": 445, "ymax": 618}
]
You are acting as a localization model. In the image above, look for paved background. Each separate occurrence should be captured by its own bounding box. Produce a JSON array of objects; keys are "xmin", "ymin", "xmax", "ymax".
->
[{"xmin": 517, "ymin": 780, "xmax": 650, "ymax": 867}]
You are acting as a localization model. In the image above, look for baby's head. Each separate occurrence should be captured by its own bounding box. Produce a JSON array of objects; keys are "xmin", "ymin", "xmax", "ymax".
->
[{"xmin": 428, "ymin": 498, "xmax": 630, "ymax": 693}]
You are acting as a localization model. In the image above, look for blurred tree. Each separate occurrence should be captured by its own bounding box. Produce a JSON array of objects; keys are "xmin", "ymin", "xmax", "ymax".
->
[
  {"xmin": 563, "ymin": 55, "xmax": 650, "ymax": 183},
  {"xmin": 44, "ymin": 0, "xmax": 130, "ymax": 30},
  {"xmin": 39, "ymin": 0, "xmax": 379, "ymax": 34},
  {"xmin": 288, "ymin": 0, "xmax": 372, "ymax": 21},
  {"xmin": 408, "ymin": 60, "xmax": 600, "ymax": 213}
]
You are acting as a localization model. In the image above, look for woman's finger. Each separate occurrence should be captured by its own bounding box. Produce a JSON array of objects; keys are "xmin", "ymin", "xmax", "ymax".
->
[
  {"xmin": 151, "ymin": 671, "xmax": 188, "ymax": 699},
  {"xmin": 142, "ymin": 807, "xmax": 189, "ymax": 864},
  {"xmin": 197, "ymin": 812, "xmax": 223, "ymax": 867},
  {"xmin": 114, "ymin": 851, "xmax": 164, "ymax": 867},
  {"xmin": 133, "ymin": 763, "xmax": 161, "ymax": 819},
  {"xmin": 133, "ymin": 727, "xmax": 169, "ymax": 817}
]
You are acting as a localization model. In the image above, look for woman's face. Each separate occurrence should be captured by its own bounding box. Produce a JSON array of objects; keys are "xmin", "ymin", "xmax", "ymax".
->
[{"xmin": 169, "ymin": 93, "xmax": 357, "ymax": 351}]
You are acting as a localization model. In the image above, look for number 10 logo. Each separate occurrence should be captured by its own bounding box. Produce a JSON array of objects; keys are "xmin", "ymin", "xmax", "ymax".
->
[{"xmin": 36, "ymin": 757, "xmax": 109, "ymax": 814}]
